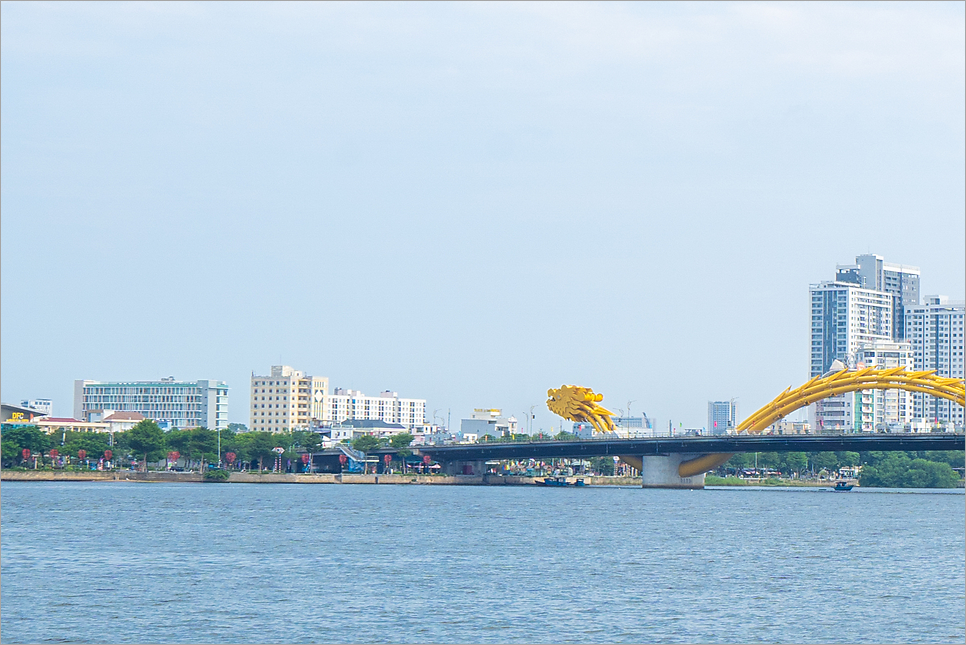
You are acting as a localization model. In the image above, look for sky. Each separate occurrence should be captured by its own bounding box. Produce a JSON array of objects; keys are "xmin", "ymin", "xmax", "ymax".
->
[{"xmin": 2, "ymin": 1, "xmax": 964, "ymax": 432}]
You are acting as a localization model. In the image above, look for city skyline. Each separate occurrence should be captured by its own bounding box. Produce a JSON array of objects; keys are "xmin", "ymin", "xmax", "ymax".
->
[{"xmin": 2, "ymin": 2, "xmax": 964, "ymax": 430}]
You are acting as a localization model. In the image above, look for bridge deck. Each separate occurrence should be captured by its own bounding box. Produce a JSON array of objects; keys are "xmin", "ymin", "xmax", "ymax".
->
[{"xmin": 407, "ymin": 433, "xmax": 965, "ymax": 462}]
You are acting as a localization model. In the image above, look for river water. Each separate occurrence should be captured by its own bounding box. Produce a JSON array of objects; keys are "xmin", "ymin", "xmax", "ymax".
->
[{"xmin": 1, "ymin": 482, "xmax": 963, "ymax": 644}]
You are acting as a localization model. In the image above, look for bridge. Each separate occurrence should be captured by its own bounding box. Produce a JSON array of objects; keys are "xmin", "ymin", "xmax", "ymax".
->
[
  {"xmin": 415, "ymin": 433, "xmax": 965, "ymax": 485},
  {"xmin": 421, "ymin": 366, "xmax": 965, "ymax": 488}
]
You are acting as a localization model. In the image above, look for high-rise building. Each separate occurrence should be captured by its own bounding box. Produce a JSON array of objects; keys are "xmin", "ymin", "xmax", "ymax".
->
[
  {"xmin": 836, "ymin": 254, "xmax": 920, "ymax": 340},
  {"xmin": 250, "ymin": 366, "xmax": 328, "ymax": 433},
  {"xmin": 904, "ymin": 296, "xmax": 965, "ymax": 428},
  {"xmin": 707, "ymin": 400, "xmax": 738, "ymax": 435},
  {"xmin": 810, "ymin": 264, "xmax": 895, "ymax": 432},
  {"xmin": 73, "ymin": 378, "xmax": 229, "ymax": 430},
  {"xmin": 249, "ymin": 366, "xmax": 427, "ymax": 432},
  {"xmin": 809, "ymin": 281, "xmax": 893, "ymax": 377}
]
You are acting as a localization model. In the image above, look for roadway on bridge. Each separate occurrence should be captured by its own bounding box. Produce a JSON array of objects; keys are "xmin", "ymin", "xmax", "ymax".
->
[{"xmin": 407, "ymin": 433, "xmax": 965, "ymax": 463}]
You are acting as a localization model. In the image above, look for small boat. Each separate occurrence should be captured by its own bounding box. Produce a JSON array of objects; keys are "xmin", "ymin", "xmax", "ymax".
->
[
  {"xmin": 833, "ymin": 480, "xmax": 854, "ymax": 491},
  {"xmin": 539, "ymin": 476, "xmax": 587, "ymax": 487}
]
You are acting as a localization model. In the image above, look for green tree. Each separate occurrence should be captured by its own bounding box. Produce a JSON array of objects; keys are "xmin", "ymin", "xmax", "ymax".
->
[
  {"xmin": 783, "ymin": 452, "xmax": 808, "ymax": 476},
  {"xmin": 590, "ymin": 456, "xmax": 615, "ymax": 476},
  {"xmin": 810, "ymin": 451, "xmax": 840, "ymax": 472},
  {"xmin": 291, "ymin": 431, "xmax": 322, "ymax": 454},
  {"xmin": 860, "ymin": 454, "xmax": 960, "ymax": 488},
  {"xmin": 227, "ymin": 422, "xmax": 248, "ymax": 433},
  {"xmin": 126, "ymin": 420, "xmax": 166, "ymax": 471},
  {"xmin": 352, "ymin": 434, "xmax": 381, "ymax": 453},
  {"xmin": 63, "ymin": 432, "xmax": 111, "ymax": 463},
  {"xmin": 724, "ymin": 453, "xmax": 753, "ymax": 470},
  {"xmin": 187, "ymin": 427, "xmax": 217, "ymax": 468},
  {"xmin": 922, "ymin": 450, "xmax": 965, "ymax": 469},
  {"xmin": 554, "ymin": 430, "xmax": 579, "ymax": 441},
  {"xmin": 835, "ymin": 451, "xmax": 860, "ymax": 467},
  {"xmin": 386, "ymin": 433, "xmax": 414, "ymax": 472},
  {"xmin": 352, "ymin": 435, "xmax": 381, "ymax": 473},
  {"xmin": 165, "ymin": 428, "xmax": 191, "ymax": 467},
  {"xmin": 1, "ymin": 425, "xmax": 51, "ymax": 466},
  {"xmin": 756, "ymin": 452, "xmax": 782, "ymax": 469},
  {"xmin": 389, "ymin": 432, "xmax": 414, "ymax": 449},
  {"xmin": 247, "ymin": 432, "xmax": 279, "ymax": 471}
]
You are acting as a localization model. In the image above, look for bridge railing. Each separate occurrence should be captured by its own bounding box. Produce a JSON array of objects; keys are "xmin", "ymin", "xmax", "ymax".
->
[{"xmin": 421, "ymin": 429, "xmax": 965, "ymax": 447}]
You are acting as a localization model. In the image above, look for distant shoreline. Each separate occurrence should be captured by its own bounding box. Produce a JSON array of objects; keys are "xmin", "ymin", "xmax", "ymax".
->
[
  {"xmin": 3, "ymin": 470, "xmax": 962, "ymax": 489},
  {"xmin": 0, "ymin": 470, "xmax": 643, "ymax": 486}
]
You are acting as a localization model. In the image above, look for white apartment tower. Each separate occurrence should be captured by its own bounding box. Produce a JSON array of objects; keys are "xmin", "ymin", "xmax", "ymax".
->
[
  {"xmin": 250, "ymin": 366, "xmax": 328, "ymax": 433},
  {"xmin": 836, "ymin": 254, "xmax": 920, "ymax": 341},
  {"xmin": 809, "ymin": 275, "xmax": 894, "ymax": 431},
  {"xmin": 250, "ymin": 366, "xmax": 427, "ymax": 432},
  {"xmin": 904, "ymin": 296, "xmax": 965, "ymax": 428}
]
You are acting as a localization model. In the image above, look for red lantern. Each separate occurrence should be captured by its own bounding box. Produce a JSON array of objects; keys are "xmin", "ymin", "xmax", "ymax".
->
[
  {"xmin": 339, "ymin": 454, "xmax": 348, "ymax": 465},
  {"xmin": 104, "ymin": 449, "xmax": 113, "ymax": 460},
  {"xmin": 225, "ymin": 452, "xmax": 236, "ymax": 465},
  {"xmin": 22, "ymin": 448, "xmax": 30, "ymax": 459},
  {"xmin": 423, "ymin": 455, "xmax": 431, "ymax": 465},
  {"xmin": 50, "ymin": 449, "xmax": 59, "ymax": 458},
  {"xmin": 300, "ymin": 453, "xmax": 310, "ymax": 464},
  {"xmin": 168, "ymin": 451, "xmax": 180, "ymax": 462},
  {"xmin": 384, "ymin": 454, "xmax": 392, "ymax": 465},
  {"xmin": 77, "ymin": 449, "xmax": 87, "ymax": 460}
]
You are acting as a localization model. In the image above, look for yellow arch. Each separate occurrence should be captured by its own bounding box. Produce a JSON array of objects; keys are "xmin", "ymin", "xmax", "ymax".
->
[{"xmin": 678, "ymin": 367, "xmax": 966, "ymax": 477}]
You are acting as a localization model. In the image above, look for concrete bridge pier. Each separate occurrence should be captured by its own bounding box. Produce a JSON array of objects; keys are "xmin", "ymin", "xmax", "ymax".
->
[{"xmin": 640, "ymin": 453, "xmax": 706, "ymax": 489}]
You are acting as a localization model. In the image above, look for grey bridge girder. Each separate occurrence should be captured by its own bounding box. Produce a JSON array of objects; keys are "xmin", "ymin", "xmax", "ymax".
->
[{"xmin": 407, "ymin": 433, "xmax": 965, "ymax": 464}]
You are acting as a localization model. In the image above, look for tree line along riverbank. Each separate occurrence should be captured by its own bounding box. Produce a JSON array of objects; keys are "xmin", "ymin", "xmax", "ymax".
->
[{"xmin": 715, "ymin": 449, "xmax": 964, "ymax": 488}]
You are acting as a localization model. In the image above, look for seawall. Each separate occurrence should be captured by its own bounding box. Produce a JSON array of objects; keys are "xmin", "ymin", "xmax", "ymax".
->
[{"xmin": 1, "ymin": 470, "xmax": 641, "ymax": 486}]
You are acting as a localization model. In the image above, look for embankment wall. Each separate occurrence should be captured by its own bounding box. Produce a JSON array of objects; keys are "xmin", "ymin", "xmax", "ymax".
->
[{"xmin": 1, "ymin": 470, "xmax": 642, "ymax": 486}]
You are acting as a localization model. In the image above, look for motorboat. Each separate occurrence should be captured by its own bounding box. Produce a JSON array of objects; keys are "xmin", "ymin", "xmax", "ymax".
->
[{"xmin": 538, "ymin": 476, "xmax": 586, "ymax": 487}]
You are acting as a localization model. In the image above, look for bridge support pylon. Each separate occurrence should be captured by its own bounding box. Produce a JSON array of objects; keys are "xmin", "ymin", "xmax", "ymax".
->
[{"xmin": 640, "ymin": 454, "xmax": 706, "ymax": 489}]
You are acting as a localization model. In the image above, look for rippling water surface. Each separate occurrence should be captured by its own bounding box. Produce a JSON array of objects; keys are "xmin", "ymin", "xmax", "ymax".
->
[{"xmin": 1, "ymin": 482, "xmax": 963, "ymax": 644}]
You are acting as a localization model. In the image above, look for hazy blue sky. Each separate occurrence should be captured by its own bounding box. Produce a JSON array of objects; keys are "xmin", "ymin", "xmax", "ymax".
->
[{"xmin": 2, "ymin": 2, "xmax": 964, "ymax": 431}]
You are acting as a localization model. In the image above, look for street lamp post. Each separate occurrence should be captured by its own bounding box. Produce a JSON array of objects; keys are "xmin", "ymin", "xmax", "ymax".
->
[{"xmin": 217, "ymin": 426, "xmax": 222, "ymax": 468}]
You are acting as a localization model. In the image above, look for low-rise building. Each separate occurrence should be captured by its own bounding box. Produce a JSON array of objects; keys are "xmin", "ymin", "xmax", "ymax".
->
[
  {"xmin": 36, "ymin": 417, "xmax": 109, "ymax": 434},
  {"xmin": 460, "ymin": 409, "xmax": 517, "ymax": 439},
  {"xmin": 21, "ymin": 399, "xmax": 53, "ymax": 416},
  {"xmin": 768, "ymin": 420, "xmax": 811, "ymax": 435},
  {"xmin": 1, "ymin": 403, "xmax": 48, "ymax": 424}
]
